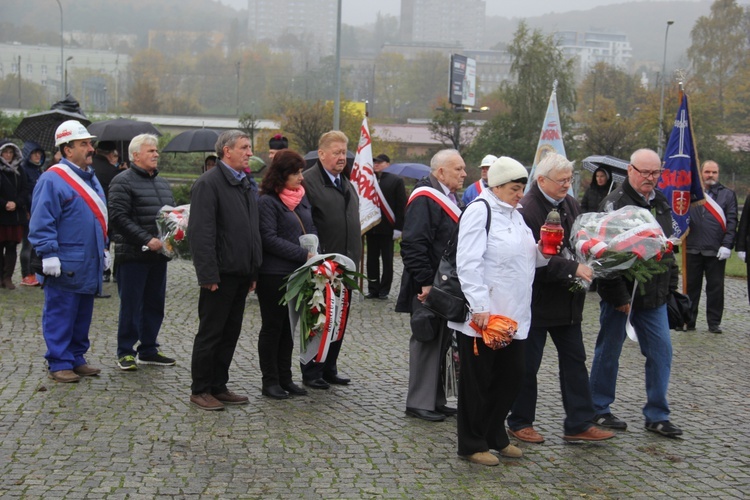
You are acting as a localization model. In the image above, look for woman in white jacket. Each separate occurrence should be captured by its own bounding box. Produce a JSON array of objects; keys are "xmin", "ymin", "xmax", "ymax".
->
[{"xmin": 449, "ymin": 156, "xmax": 549, "ymax": 466}]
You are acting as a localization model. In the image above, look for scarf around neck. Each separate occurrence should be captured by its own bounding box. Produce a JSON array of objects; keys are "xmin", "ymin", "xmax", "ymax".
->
[{"xmin": 279, "ymin": 186, "xmax": 305, "ymax": 211}]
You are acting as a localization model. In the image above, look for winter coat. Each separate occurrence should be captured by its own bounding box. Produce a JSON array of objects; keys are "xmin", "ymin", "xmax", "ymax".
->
[
  {"xmin": 91, "ymin": 153, "xmax": 122, "ymax": 199},
  {"xmin": 518, "ymin": 183, "xmax": 586, "ymax": 327},
  {"xmin": 0, "ymin": 141, "xmax": 29, "ymax": 226},
  {"xmin": 188, "ymin": 161, "xmax": 262, "ymax": 284},
  {"xmin": 258, "ymin": 192, "xmax": 317, "ymax": 276},
  {"xmin": 108, "ymin": 164, "xmax": 174, "ymax": 264},
  {"xmin": 685, "ymin": 182, "xmax": 737, "ymax": 254},
  {"xmin": 580, "ymin": 167, "xmax": 615, "ymax": 213},
  {"xmin": 368, "ymin": 171, "xmax": 406, "ymax": 235},
  {"xmin": 28, "ymin": 158, "xmax": 107, "ymax": 294},
  {"xmin": 396, "ymin": 174, "xmax": 462, "ymax": 313},
  {"xmin": 736, "ymin": 193, "xmax": 750, "ymax": 253},
  {"xmin": 302, "ymin": 162, "xmax": 361, "ymax": 267},
  {"xmin": 20, "ymin": 141, "xmax": 45, "ymax": 210},
  {"xmin": 596, "ymin": 179, "xmax": 678, "ymax": 310},
  {"xmin": 447, "ymin": 189, "xmax": 546, "ymax": 340}
]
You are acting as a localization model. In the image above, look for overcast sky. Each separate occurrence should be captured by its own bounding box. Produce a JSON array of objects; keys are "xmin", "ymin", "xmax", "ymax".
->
[{"xmin": 339, "ymin": 0, "xmax": 714, "ymax": 23}]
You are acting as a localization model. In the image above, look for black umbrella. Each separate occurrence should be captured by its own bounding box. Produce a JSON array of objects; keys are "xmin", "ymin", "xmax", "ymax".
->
[
  {"xmin": 162, "ymin": 129, "xmax": 220, "ymax": 153},
  {"xmin": 13, "ymin": 109, "xmax": 91, "ymax": 152},
  {"xmin": 581, "ymin": 155, "xmax": 629, "ymax": 184},
  {"xmin": 384, "ymin": 163, "xmax": 431, "ymax": 180},
  {"xmin": 88, "ymin": 118, "xmax": 161, "ymax": 142}
]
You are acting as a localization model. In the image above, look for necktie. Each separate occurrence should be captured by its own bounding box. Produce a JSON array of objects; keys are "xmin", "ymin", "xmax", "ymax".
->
[
  {"xmin": 448, "ymin": 192, "xmax": 457, "ymax": 205},
  {"xmin": 334, "ymin": 177, "xmax": 342, "ymax": 192}
]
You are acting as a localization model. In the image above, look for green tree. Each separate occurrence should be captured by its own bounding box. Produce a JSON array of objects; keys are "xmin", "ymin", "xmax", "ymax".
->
[
  {"xmin": 428, "ymin": 102, "xmax": 475, "ymax": 152},
  {"xmin": 467, "ymin": 21, "xmax": 577, "ymax": 165},
  {"xmin": 687, "ymin": 0, "xmax": 747, "ymax": 125}
]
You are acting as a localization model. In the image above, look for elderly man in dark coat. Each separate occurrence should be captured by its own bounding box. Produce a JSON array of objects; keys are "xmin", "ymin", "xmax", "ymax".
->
[
  {"xmin": 396, "ymin": 148, "xmax": 466, "ymax": 422},
  {"xmin": 300, "ymin": 130, "xmax": 361, "ymax": 390}
]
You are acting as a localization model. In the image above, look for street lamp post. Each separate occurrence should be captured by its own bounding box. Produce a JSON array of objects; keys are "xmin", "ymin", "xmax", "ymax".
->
[
  {"xmin": 56, "ymin": 0, "xmax": 64, "ymax": 100},
  {"xmin": 657, "ymin": 20, "xmax": 674, "ymax": 158},
  {"xmin": 64, "ymin": 56, "xmax": 73, "ymax": 96}
]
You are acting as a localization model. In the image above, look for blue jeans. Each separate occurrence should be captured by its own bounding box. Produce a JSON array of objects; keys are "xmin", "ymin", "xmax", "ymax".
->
[
  {"xmin": 42, "ymin": 286, "xmax": 94, "ymax": 372},
  {"xmin": 589, "ymin": 301, "xmax": 673, "ymax": 423},
  {"xmin": 116, "ymin": 261, "xmax": 167, "ymax": 359}
]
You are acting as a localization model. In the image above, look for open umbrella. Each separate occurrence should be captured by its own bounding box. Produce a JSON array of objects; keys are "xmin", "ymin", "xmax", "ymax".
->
[
  {"xmin": 384, "ymin": 162, "xmax": 431, "ymax": 180},
  {"xmin": 163, "ymin": 129, "xmax": 220, "ymax": 153},
  {"xmin": 13, "ymin": 109, "xmax": 91, "ymax": 152},
  {"xmin": 88, "ymin": 118, "xmax": 161, "ymax": 142},
  {"xmin": 581, "ymin": 155, "xmax": 629, "ymax": 184}
]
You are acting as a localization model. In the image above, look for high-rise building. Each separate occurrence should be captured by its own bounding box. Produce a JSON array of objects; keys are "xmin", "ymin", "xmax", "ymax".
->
[
  {"xmin": 555, "ymin": 31, "xmax": 633, "ymax": 76},
  {"xmin": 400, "ymin": 0, "xmax": 486, "ymax": 49},
  {"xmin": 247, "ymin": 0, "xmax": 338, "ymax": 54}
]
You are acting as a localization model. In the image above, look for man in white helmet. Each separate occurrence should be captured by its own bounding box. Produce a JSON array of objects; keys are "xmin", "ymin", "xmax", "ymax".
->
[
  {"xmin": 29, "ymin": 120, "xmax": 109, "ymax": 383},
  {"xmin": 461, "ymin": 154, "xmax": 497, "ymax": 205}
]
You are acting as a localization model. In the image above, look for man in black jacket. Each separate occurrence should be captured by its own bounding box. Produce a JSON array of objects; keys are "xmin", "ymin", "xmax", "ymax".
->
[
  {"xmin": 92, "ymin": 140, "xmax": 121, "ymax": 285},
  {"xmin": 396, "ymin": 149, "xmax": 466, "ymax": 422},
  {"xmin": 365, "ymin": 154, "xmax": 406, "ymax": 299},
  {"xmin": 188, "ymin": 130, "xmax": 262, "ymax": 411},
  {"xmin": 508, "ymin": 153, "xmax": 614, "ymax": 443},
  {"xmin": 108, "ymin": 134, "xmax": 175, "ymax": 371},
  {"xmin": 589, "ymin": 148, "xmax": 683, "ymax": 438},
  {"xmin": 685, "ymin": 160, "xmax": 737, "ymax": 333}
]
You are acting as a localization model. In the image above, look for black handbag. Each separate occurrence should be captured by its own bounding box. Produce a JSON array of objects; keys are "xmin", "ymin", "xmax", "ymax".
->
[
  {"xmin": 423, "ymin": 199, "xmax": 490, "ymax": 322},
  {"xmin": 666, "ymin": 290, "xmax": 692, "ymax": 330}
]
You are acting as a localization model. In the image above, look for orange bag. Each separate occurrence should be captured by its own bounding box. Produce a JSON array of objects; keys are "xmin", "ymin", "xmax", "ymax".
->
[{"xmin": 469, "ymin": 315, "xmax": 518, "ymax": 355}]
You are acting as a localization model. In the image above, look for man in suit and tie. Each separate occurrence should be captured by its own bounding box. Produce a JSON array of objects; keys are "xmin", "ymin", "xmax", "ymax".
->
[{"xmin": 365, "ymin": 154, "xmax": 406, "ymax": 300}]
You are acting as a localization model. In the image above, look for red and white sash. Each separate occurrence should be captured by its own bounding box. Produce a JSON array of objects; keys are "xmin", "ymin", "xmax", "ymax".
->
[
  {"xmin": 703, "ymin": 194, "xmax": 727, "ymax": 232},
  {"xmin": 407, "ymin": 186, "xmax": 462, "ymax": 223},
  {"xmin": 48, "ymin": 164, "xmax": 108, "ymax": 240},
  {"xmin": 473, "ymin": 180, "xmax": 484, "ymax": 195}
]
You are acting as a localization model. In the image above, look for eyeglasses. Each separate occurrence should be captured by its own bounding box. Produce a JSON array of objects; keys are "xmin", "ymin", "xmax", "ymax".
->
[
  {"xmin": 630, "ymin": 164, "xmax": 663, "ymax": 179},
  {"xmin": 543, "ymin": 175, "xmax": 573, "ymax": 186}
]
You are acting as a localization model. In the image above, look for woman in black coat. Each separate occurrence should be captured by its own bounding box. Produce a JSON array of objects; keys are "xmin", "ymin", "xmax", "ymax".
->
[
  {"xmin": 256, "ymin": 150, "xmax": 317, "ymax": 399},
  {"xmin": 0, "ymin": 141, "xmax": 28, "ymax": 290},
  {"xmin": 580, "ymin": 167, "xmax": 615, "ymax": 213}
]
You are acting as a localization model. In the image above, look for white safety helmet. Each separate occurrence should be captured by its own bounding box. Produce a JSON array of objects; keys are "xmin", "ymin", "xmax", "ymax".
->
[
  {"xmin": 55, "ymin": 120, "xmax": 96, "ymax": 147},
  {"xmin": 479, "ymin": 154, "xmax": 497, "ymax": 168}
]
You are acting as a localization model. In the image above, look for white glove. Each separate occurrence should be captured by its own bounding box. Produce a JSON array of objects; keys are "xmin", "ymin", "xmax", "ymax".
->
[
  {"xmin": 667, "ymin": 237, "xmax": 682, "ymax": 247},
  {"xmin": 393, "ymin": 230, "xmax": 402, "ymax": 241},
  {"xmin": 42, "ymin": 257, "xmax": 62, "ymax": 277},
  {"xmin": 717, "ymin": 247, "xmax": 731, "ymax": 261},
  {"xmin": 103, "ymin": 250, "xmax": 112, "ymax": 271},
  {"xmin": 737, "ymin": 251, "xmax": 746, "ymax": 263}
]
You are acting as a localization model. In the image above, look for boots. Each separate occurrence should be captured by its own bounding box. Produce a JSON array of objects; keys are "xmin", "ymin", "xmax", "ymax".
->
[{"xmin": 2, "ymin": 244, "xmax": 17, "ymax": 290}]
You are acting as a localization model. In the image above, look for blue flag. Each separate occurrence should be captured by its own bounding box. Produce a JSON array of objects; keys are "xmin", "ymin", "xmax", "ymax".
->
[{"xmin": 657, "ymin": 93, "xmax": 704, "ymax": 239}]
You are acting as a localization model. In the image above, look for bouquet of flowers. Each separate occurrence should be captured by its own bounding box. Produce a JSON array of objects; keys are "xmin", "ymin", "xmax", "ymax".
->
[
  {"xmin": 155, "ymin": 204, "xmax": 190, "ymax": 259},
  {"xmin": 571, "ymin": 206, "xmax": 673, "ymax": 292},
  {"xmin": 281, "ymin": 253, "xmax": 362, "ymax": 364}
]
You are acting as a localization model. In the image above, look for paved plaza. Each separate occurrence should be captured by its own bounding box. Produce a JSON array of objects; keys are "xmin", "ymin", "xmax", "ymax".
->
[{"xmin": 1, "ymin": 259, "xmax": 749, "ymax": 498}]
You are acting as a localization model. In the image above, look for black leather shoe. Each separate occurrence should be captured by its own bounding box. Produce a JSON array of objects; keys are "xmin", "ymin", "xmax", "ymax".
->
[
  {"xmin": 323, "ymin": 374, "xmax": 350, "ymax": 385},
  {"xmin": 436, "ymin": 405, "xmax": 458, "ymax": 416},
  {"xmin": 378, "ymin": 293, "xmax": 389, "ymax": 300},
  {"xmin": 281, "ymin": 382, "xmax": 308, "ymax": 396},
  {"xmin": 261, "ymin": 385, "xmax": 289, "ymax": 399},
  {"xmin": 303, "ymin": 378, "xmax": 330, "ymax": 390},
  {"xmin": 406, "ymin": 407, "xmax": 446, "ymax": 422},
  {"xmin": 95, "ymin": 292, "xmax": 111, "ymax": 299},
  {"xmin": 365, "ymin": 292, "xmax": 379, "ymax": 299},
  {"xmin": 709, "ymin": 325, "xmax": 723, "ymax": 334}
]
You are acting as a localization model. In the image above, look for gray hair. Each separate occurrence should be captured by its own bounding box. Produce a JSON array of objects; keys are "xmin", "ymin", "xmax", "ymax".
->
[
  {"xmin": 630, "ymin": 148, "xmax": 659, "ymax": 166},
  {"xmin": 128, "ymin": 134, "xmax": 159, "ymax": 162},
  {"xmin": 430, "ymin": 149, "xmax": 461, "ymax": 172},
  {"xmin": 216, "ymin": 130, "xmax": 250, "ymax": 159},
  {"xmin": 534, "ymin": 152, "xmax": 574, "ymax": 179}
]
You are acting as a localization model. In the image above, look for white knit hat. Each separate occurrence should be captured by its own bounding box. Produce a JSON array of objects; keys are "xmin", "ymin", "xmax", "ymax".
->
[{"xmin": 487, "ymin": 156, "xmax": 528, "ymax": 188}]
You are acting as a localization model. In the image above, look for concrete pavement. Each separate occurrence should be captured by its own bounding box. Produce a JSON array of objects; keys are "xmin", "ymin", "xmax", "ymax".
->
[{"xmin": 1, "ymin": 259, "xmax": 749, "ymax": 498}]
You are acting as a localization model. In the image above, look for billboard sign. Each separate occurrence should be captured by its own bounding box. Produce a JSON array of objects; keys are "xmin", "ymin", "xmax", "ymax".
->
[{"xmin": 449, "ymin": 54, "xmax": 476, "ymax": 108}]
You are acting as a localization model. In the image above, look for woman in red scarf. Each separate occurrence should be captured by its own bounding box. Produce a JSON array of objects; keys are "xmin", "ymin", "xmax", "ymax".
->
[{"xmin": 256, "ymin": 150, "xmax": 318, "ymax": 399}]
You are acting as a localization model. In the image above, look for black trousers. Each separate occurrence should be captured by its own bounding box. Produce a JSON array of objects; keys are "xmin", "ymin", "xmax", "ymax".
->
[
  {"xmin": 191, "ymin": 273, "xmax": 251, "ymax": 395},
  {"xmin": 366, "ymin": 232, "xmax": 394, "ymax": 296},
  {"xmin": 300, "ymin": 298, "xmax": 350, "ymax": 381},
  {"xmin": 256, "ymin": 274, "xmax": 295, "ymax": 388},
  {"xmin": 507, "ymin": 324, "xmax": 595, "ymax": 435},
  {"xmin": 456, "ymin": 334, "xmax": 524, "ymax": 456},
  {"xmin": 686, "ymin": 252, "xmax": 725, "ymax": 328}
]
